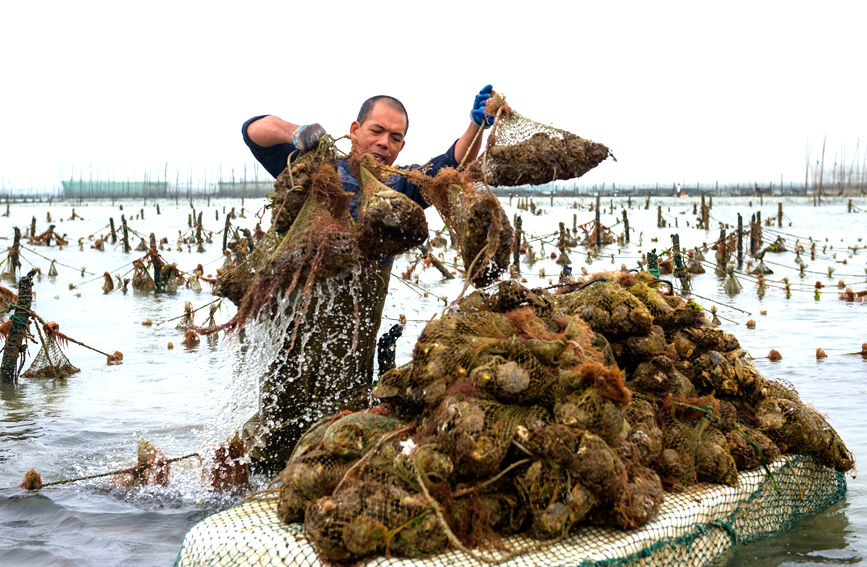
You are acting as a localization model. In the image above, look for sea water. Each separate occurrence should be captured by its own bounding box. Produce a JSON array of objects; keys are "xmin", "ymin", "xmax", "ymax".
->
[{"xmin": 0, "ymin": 194, "xmax": 865, "ymax": 566}]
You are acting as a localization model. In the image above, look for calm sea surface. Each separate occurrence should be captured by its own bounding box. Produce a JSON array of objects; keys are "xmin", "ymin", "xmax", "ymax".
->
[{"xmin": 0, "ymin": 194, "xmax": 864, "ymax": 566}]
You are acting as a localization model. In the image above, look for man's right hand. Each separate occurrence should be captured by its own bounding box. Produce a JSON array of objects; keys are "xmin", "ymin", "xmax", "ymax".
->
[{"xmin": 292, "ymin": 123, "xmax": 326, "ymax": 152}]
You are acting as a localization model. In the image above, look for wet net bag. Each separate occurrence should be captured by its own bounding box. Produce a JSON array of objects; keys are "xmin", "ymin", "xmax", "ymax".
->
[
  {"xmin": 475, "ymin": 93, "xmax": 614, "ymax": 187},
  {"xmin": 22, "ymin": 322, "xmax": 80, "ymax": 379}
]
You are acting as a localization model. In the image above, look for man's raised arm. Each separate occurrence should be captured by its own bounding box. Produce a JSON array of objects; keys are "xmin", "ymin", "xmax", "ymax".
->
[{"xmin": 454, "ymin": 85, "xmax": 494, "ymax": 166}]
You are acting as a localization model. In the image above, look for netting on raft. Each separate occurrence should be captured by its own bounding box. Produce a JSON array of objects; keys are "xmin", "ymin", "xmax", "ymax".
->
[
  {"xmin": 175, "ymin": 444, "xmax": 846, "ymax": 567},
  {"xmin": 22, "ymin": 322, "xmax": 80, "ymax": 379}
]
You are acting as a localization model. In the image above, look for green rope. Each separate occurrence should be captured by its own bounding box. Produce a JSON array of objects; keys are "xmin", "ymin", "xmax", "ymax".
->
[{"xmin": 8, "ymin": 314, "xmax": 29, "ymax": 328}]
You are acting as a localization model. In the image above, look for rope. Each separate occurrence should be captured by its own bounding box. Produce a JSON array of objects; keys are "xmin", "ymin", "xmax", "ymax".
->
[
  {"xmin": 412, "ymin": 455, "xmax": 565, "ymax": 565},
  {"xmin": 1, "ymin": 453, "xmax": 200, "ymax": 491},
  {"xmin": 20, "ymin": 245, "xmax": 97, "ymax": 276},
  {"xmin": 153, "ymin": 299, "xmax": 222, "ymax": 326},
  {"xmin": 26, "ymin": 309, "xmax": 115, "ymax": 358},
  {"xmin": 391, "ymin": 271, "xmax": 447, "ymax": 304},
  {"xmin": 683, "ymin": 292, "xmax": 752, "ymax": 315}
]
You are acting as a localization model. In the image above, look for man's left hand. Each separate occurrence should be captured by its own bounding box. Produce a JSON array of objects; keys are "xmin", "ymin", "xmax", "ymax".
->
[{"xmin": 470, "ymin": 85, "xmax": 495, "ymax": 128}]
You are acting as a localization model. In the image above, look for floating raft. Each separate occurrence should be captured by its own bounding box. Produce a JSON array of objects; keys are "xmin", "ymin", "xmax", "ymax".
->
[{"xmin": 175, "ymin": 454, "xmax": 845, "ymax": 567}]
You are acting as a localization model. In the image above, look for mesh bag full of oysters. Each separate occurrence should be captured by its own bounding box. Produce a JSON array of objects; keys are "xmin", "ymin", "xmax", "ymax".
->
[{"xmin": 275, "ymin": 272, "xmax": 853, "ymax": 562}]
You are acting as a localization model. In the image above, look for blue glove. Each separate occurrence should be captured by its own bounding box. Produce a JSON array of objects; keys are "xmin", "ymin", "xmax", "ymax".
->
[
  {"xmin": 292, "ymin": 123, "xmax": 326, "ymax": 152},
  {"xmin": 470, "ymin": 84, "xmax": 494, "ymax": 128}
]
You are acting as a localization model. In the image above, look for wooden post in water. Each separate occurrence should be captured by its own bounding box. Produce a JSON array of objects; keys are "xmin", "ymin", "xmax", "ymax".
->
[
  {"xmin": 30, "ymin": 217, "xmax": 36, "ymax": 238},
  {"xmin": 622, "ymin": 210, "xmax": 630, "ymax": 243},
  {"xmin": 512, "ymin": 216, "xmax": 522, "ymax": 273},
  {"xmin": 149, "ymin": 233, "xmax": 163, "ymax": 287},
  {"xmin": 671, "ymin": 234, "xmax": 689, "ymax": 293},
  {"xmin": 196, "ymin": 212, "xmax": 205, "ymax": 253},
  {"xmin": 109, "ymin": 218, "xmax": 117, "ymax": 244},
  {"xmin": 572, "ymin": 214, "xmax": 577, "ymax": 232},
  {"xmin": 595, "ymin": 196, "xmax": 602, "ymax": 248},
  {"xmin": 156, "ymin": 204, "xmax": 161, "ymax": 215},
  {"xmin": 702, "ymin": 201, "xmax": 709, "ymax": 230},
  {"xmin": 222, "ymin": 214, "xmax": 232, "ymax": 252},
  {"xmin": 550, "ymin": 191, "xmax": 553, "ymax": 206},
  {"xmin": 657, "ymin": 206, "xmax": 664, "ymax": 228},
  {"xmin": 121, "ymin": 216, "xmax": 130, "ymax": 253},
  {"xmin": 645, "ymin": 195, "xmax": 650, "ymax": 210},
  {"xmin": 749, "ymin": 214, "xmax": 756, "ymax": 256},
  {"xmin": 737, "ymin": 214, "xmax": 743, "ymax": 269},
  {"xmin": 1, "ymin": 269, "xmax": 36, "ymax": 384},
  {"xmin": 7, "ymin": 227, "xmax": 22, "ymax": 277},
  {"xmin": 756, "ymin": 211, "xmax": 763, "ymax": 247},
  {"xmin": 777, "ymin": 202, "xmax": 782, "ymax": 227},
  {"xmin": 647, "ymin": 249, "xmax": 659, "ymax": 276}
]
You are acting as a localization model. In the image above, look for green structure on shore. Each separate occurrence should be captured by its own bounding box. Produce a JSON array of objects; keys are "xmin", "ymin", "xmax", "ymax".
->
[{"xmin": 61, "ymin": 180, "xmax": 169, "ymax": 199}]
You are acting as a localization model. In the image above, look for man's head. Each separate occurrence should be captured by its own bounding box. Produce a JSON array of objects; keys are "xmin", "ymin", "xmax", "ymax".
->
[{"xmin": 350, "ymin": 95, "xmax": 408, "ymax": 165}]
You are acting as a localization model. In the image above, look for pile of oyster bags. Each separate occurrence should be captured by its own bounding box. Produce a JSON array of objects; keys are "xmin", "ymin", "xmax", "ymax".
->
[{"xmin": 275, "ymin": 271, "xmax": 853, "ymax": 562}]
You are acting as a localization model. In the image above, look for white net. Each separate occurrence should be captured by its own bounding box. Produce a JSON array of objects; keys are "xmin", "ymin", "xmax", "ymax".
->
[
  {"xmin": 476, "ymin": 95, "xmax": 613, "ymax": 187},
  {"xmin": 175, "ymin": 454, "xmax": 845, "ymax": 567}
]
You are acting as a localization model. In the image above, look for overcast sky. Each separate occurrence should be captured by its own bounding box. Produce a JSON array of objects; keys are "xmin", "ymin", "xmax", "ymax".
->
[{"xmin": 2, "ymin": 1, "xmax": 865, "ymax": 192}]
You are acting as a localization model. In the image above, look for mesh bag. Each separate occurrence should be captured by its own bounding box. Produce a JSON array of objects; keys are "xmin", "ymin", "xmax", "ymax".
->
[
  {"xmin": 474, "ymin": 93, "xmax": 614, "ymax": 187},
  {"xmin": 399, "ymin": 167, "xmax": 513, "ymax": 287},
  {"xmin": 22, "ymin": 322, "xmax": 79, "ymax": 379}
]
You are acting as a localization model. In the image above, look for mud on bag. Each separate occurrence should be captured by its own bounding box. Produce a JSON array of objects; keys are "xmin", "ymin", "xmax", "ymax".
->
[{"xmin": 472, "ymin": 91, "xmax": 614, "ymax": 186}]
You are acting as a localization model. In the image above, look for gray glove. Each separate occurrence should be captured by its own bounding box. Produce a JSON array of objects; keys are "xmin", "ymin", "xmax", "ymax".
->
[{"xmin": 291, "ymin": 123, "xmax": 326, "ymax": 152}]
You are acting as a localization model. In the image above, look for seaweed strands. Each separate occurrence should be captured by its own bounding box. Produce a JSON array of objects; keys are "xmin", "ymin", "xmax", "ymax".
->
[
  {"xmin": 208, "ymin": 140, "xmax": 358, "ymax": 340},
  {"xmin": 474, "ymin": 92, "xmax": 613, "ymax": 187},
  {"xmin": 210, "ymin": 141, "xmax": 429, "ymax": 341},
  {"xmin": 204, "ymin": 432, "xmax": 250, "ymax": 493},
  {"xmin": 113, "ymin": 439, "xmax": 172, "ymax": 487}
]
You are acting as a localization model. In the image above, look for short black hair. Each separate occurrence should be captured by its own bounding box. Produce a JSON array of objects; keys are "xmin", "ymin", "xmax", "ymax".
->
[{"xmin": 357, "ymin": 95, "xmax": 409, "ymax": 134}]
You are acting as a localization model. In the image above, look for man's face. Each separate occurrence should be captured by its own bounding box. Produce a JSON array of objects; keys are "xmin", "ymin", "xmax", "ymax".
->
[{"xmin": 349, "ymin": 101, "xmax": 407, "ymax": 165}]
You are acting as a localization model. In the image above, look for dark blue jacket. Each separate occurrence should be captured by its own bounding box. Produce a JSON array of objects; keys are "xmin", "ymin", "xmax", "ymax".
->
[{"xmin": 242, "ymin": 115, "xmax": 458, "ymax": 219}]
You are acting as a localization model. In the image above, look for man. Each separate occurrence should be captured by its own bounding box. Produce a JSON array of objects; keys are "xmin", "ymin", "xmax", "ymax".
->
[{"xmin": 240, "ymin": 86, "xmax": 496, "ymax": 471}]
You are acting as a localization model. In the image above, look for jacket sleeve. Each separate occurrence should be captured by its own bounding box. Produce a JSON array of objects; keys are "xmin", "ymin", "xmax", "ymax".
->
[{"xmin": 241, "ymin": 115, "xmax": 296, "ymax": 179}]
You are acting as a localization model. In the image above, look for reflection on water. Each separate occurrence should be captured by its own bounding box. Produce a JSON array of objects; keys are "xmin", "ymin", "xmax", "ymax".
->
[
  {"xmin": 715, "ymin": 502, "xmax": 860, "ymax": 566},
  {"xmin": 0, "ymin": 195, "xmax": 865, "ymax": 566}
]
